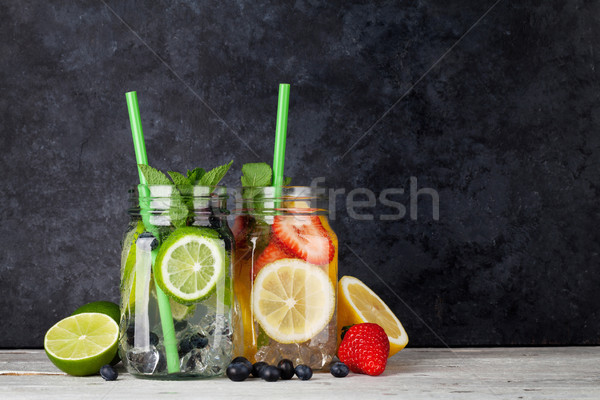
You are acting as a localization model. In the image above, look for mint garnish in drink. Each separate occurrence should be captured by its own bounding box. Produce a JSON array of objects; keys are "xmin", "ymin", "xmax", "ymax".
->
[
  {"xmin": 137, "ymin": 161, "xmax": 233, "ymax": 228},
  {"xmin": 198, "ymin": 160, "xmax": 233, "ymax": 186},
  {"xmin": 167, "ymin": 171, "xmax": 193, "ymax": 188},
  {"xmin": 138, "ymin": 164, "xmax": 172, "ymax": 185},
  {"xmin": 187, "ymin": 167, "xmax": 206, "ymax": 184},
  {"xmin": 240, "ymin": 162, "xmax": 291, "ymax": 187}
]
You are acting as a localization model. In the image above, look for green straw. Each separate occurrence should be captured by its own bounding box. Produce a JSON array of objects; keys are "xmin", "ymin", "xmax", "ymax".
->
[
  {"xmin": 126, "ymin": 91, "xmax": 179, "ymax": 374},
  {"xmin": 272, "ymin": 84, "xmax": 290, "ymax": 188}
]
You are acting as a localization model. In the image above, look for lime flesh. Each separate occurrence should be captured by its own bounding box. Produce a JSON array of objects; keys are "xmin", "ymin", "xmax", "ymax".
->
[
  {"xmin": 44, "ymin": 313, "xmax": 119, "ymax": 376},
  {"xmin": 154, "ymin": 227, "xmax": 226, "ymax": 304}
]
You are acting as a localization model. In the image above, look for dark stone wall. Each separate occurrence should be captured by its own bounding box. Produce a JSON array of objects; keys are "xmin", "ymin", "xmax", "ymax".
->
[{"xmin": 1, "ymin": 0, "xmax": 599, "ymax": 347}]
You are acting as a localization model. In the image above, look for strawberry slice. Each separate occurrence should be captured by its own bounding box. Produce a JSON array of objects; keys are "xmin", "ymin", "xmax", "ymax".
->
[
  {"xmin": 272, "ymin": 215, "xmax": 334, "ymax": 265},
  {"xmin": 231, "ymin": 216, "xmax": 248, "ymax": 250},
  {"xmin": 253, "ymin": 241, "xmax": 291, "ymax": 279},
  {"xmin": 231, "ymin": 216, "xmax": 246, "ymax": 238}
]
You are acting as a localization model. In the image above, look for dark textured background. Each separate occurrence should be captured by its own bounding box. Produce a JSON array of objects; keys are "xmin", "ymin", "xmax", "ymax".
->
[{"xmin": 1, "ymin": 0, "xmax": 599, "ymax": 348}]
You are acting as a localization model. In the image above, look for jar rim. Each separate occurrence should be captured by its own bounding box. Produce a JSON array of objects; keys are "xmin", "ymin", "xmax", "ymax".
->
[
  {"xmin": 127, "ymin": 184, "xmax": 228, "ymax": 198},
  {"xmin": 230, "ymin": 186, "xmax": 326, "ymax": 197},
  {"xmin": 230, "ymin": 186, "xmax": 329, "ymax": 215}
]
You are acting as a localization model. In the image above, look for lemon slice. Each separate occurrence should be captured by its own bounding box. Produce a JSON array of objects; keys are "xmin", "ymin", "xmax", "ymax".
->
[
  {"xmin": 338, "ymin": 275, "xmax": 408, "ymax": 357},
  {"xmin": 44, "ymin": 313, "xmax": 119, "ymax": 376},
  {"xmin": 154, "ymin": 227, "xmax": 226, "ymax": 304},
  {"xmin": 252, "ymin": 259, "xmax": 335, "ymax": 344}
]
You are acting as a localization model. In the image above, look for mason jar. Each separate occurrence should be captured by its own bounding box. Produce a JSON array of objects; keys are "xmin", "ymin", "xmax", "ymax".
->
[
  {"xmin": 231, "ymin": 186, "xmax": 338, "ymax": 369},
  {"xmin": 119, "ymin": 184, "xmax": 233, "ymax": 379}
]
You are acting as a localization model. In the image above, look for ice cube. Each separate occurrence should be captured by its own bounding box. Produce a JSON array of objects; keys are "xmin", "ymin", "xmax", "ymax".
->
[
  {"xmin": 180, "ymin": 349, "xmax": 206, "ymax": 374},
  {"xmin": 126, "ymin": 347, "xmax": 159, "ymax": 374},
  {"xmin": 154, "ymin": 346, "xmax": 167, "ymax": 374},
  {"xmin": 200, "ymin": 314, "xmax": 231, "ymax": 337},
  {"xmin": 199, "ymin": 338, "xmax": 232, "ymax": 377}
]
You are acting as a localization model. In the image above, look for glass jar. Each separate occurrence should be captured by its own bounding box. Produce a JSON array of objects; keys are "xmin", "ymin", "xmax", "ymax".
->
[
  {"xmin": 119, "ymin": 184, "xmax": 233, "ymax": 379},
  {"xmin": 231, "ymin": 186, "xmax": 338, "ymax": 369}
]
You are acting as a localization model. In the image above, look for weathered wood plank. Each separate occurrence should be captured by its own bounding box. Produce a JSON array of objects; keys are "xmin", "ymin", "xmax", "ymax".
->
[{"xmin": 0, "ymin": 348, "xmax": 599, "ymax": 399}]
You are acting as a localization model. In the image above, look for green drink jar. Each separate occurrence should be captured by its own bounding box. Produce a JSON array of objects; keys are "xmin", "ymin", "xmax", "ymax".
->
[{"xmin": 119, "ymin": 185, "xmax": 233, "ymax": 379}]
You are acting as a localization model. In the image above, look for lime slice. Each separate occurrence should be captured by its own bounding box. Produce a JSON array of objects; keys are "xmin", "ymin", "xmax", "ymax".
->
[
  {"xmin": 252, "ymin": 258, "xmax": 335, "ymax": 344},
  {"xmin": 44, "ymin": 313, "xmax": 119, "ymax": 376},
  {"xmin": 169, "ymin": 298, "xmax": 196, "ymax": 320},
  {"xmin": 154, "ymin": 227, "xmax": 226, "ymax": 304},
  {"xmin": 120, "ymin": 221, "xmax": 145, "ymax": 313}
]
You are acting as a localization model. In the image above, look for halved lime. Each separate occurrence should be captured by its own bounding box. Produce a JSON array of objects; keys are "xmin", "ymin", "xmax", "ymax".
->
[
  {"xmin": 71, "ymin": 301, "xmax": 121, "ymax": 365},
  {"xmin": 72, "ymin": 301, "xmax": 120, "ymax": 323},
  {"xmin": 154, "ymin": 227, "xmax": 226, "ymax": 305},
  {"xmin": 44, "ymin": 313, "xmax": 119, "ymax": 376}
]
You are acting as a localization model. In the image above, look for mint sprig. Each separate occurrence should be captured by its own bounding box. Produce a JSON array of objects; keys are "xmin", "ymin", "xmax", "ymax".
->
[
  {"xmin": 187, "ymin": 167, "xmax": 206, "ymax": 185},
  {"xmin": 240, "ymin": 162, "xmax": 291, "ymax": 187},
  {"xmin": 168, "ymin": 171, "xmax": 192, "ymax": 188},
  {"xmin": 136, "ymin": 161, "xmax": 233, "ymax": 229},
  {"xmin": 239, "ymin": 162, "xmax": 293, "ymax": 218},
  {"xmin": 241, "ymin": 163, "xmax": 272, "ymax": 187},
  {"xmin": 138, "ymin": 164, "xmax": 171, "ymax": 185},
  {"xmin": 198, "ymin": 160, "xmax": 233, "ymax": 186}
]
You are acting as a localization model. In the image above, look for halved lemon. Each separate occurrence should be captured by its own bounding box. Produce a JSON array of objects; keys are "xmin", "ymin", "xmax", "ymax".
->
[
  {"xmin": 252, "ymin": 259, "xmax": 335, "ymax": 344},
  {"xmin": 338, "ymin": 275, "xmax": 408, "ymax": 357}
]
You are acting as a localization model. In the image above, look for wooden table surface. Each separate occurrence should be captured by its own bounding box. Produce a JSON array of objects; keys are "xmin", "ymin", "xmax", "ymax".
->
[{"xmin": 1, "ymin": 347, "xmax": 599, "ymax": 399}]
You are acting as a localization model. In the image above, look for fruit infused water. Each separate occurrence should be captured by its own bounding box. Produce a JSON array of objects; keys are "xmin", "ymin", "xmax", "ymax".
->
[
  {"xmin": 232, "ymin": 186, "xmax": 338, "ymax": 369},
  {"xmin": 120, "ymin": 184, "xmax": 234, "ymax": 378}
]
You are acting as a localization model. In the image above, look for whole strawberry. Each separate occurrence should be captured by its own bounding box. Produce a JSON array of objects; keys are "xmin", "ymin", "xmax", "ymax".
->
[{"xmin": 337, "ymin": 323, "xmax": 390, "ymax": 376}]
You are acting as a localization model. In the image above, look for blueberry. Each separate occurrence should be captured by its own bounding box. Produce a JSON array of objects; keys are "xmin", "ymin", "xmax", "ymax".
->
[
  {"xmin": 209, "ymin": 214, "xmax": 221, "ymax": 229},
  {"xmin": 185, "ymin": 353, "xmax": 200, "ymax": 372},
  {"xmin": 126, "ymin": 327, "xmax": 159, "ymax": 347},
  {"xmin": 232, "ymin": 356, "xmax": 253, "ymax": 372},
  {"xmin": 100, "ymin": 364, "xmax": 118, "ymax": 381},
  {"xmin": 295, "ymin": 364, "xmax": 313, "ymax": 380},
  {"xmin": 126, "ymin": 326, "xmax": 135, "ymax": 346},
  {"xmin": 189, "ymin": 333, "xmax": 208, "ymax": 349},
  {"xmin": 178, "ymin": 337, "xmax": 193, "ymax": 357},
  {"xmin": 149, "ymin": 332, "xmax": 159, "ymax": 346},
  {"xmin": 155, "ymin": 351, "xmax": 167, "ymax": 373},
  {"xmin": 277, "ymin": 359, "xmax": 295, "ymax": 380},
  {"xmin": 226, "ymin": 362, "xmax": 251, "ymax": 382},
  {"xmin": 261, "ymin": 365, "xmax": 281, "ymax": 382},
  {"xmin": 222, "ymin": 235, "xmax": 232, "ymax": 252},
  {"xmin": 330, "ymin": 362, "xmax": 349, "ymax": 378},
  {"xmin": 137, "ymin": 232, "xmax": 158, "ymax": 250},
  {"xmin": 252, "ymin": 361, "xmax": 268, "ymax": 378},
  {"xmin": 173, "ymin": 319, "xmax": 188, "ymax": 331}
]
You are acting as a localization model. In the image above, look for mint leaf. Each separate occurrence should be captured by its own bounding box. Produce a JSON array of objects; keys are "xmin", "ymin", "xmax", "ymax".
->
[
  {"xmin": 169, "ymin": 189, "xmax": 188, "ymax": 228},
  {"xmin": 168, "ymin": 171, "xmax": 191, "ymax": 187},
  {"xmin": 187, "ymin": 167, "xmax": 206, "ymax": 185},
  {"xmin": 138, "ymin": 164, "xmax": 171, "ymax": 185},
  {"xmin": 283, "ymin": 176, "xmax": 292, "ymax": 186},
  {"xmin": 198, "ymin": 160, "xmax": 233, "ymax": 186},
  {"xmin": 241, "ymin": 163, "xmax": 272, "ymax": 187},
  {"xmin": 257, "ymin": 325, "xmax": 270, "ymax": 349}
]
